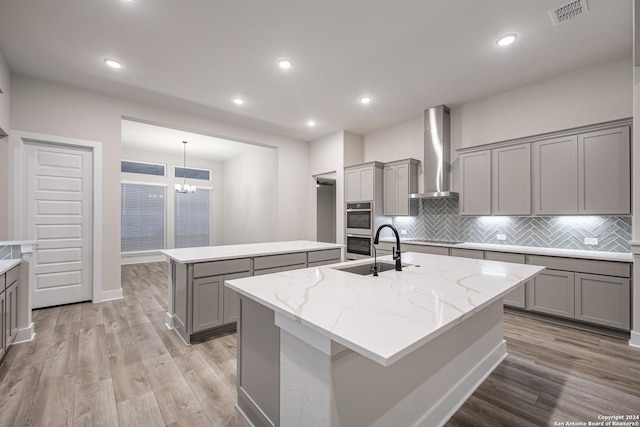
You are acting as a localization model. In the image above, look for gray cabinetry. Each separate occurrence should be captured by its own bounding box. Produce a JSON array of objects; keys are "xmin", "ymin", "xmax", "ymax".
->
[
  {"xmin": 307, "ymin": 249, "xmax": 341, "ymax": 267},
  {"xmin": 6, "ymin": 281, "xmax": 17, "ymax": 345},
  {"xmin": 492, "ymin": 144, "xmax": 531, "ymax": 215},
  {"xmin": 345, "ymin": 162, "xmax": 383, "ymax": 202},
  {"xmin": 0, "ymin": 265, "xmax": 19, "ymax": 361},
  {"xmin": 578, "ymin": 127, "xmax": 630, "ymax": 215},
  {"xmin": 485, "ymin": 251, "xmax": 527, "ymax": 308},
  {"xmin": 383, "ymin": 159, "xmax": 419, "ymax": 216},
  {"xmin": 192, "ymin": 275, "xmax": 224, "ymax": 332},
  {"xmin": 574, "ymin": 273, "xmax": 630, "ymax": 330},
  {"xmin": 459, "ymin": 150, "xmax": 491, "ymax": 215},
  {"xmin": 526, "ymin": 255, "xmax": 631, "ymax": 330},
  {"xmin": 254, "ymin": 252, "xmax": 307, "ymax": 275},
  {"xmin": 533, "ymin": 135, "xmax": 578, "ymax": 215},
  {"xmin": 529, "ymin": 270, "xmax": 575, "ymax": 318},
  {"xmin": 0, "ymin": 275, "xmax": 4, "ymax": 361}
]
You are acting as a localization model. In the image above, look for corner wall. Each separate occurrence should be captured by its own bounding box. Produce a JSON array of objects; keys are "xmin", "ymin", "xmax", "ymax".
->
[{"xmin": 0, "ymin": 50, "xmax": 11, "ymax": 239}]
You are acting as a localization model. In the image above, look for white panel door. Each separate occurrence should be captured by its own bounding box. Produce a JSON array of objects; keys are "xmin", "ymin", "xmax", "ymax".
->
[{"xmin": 25, "ymin": 142, "xmax": 93, "ymax": 308}]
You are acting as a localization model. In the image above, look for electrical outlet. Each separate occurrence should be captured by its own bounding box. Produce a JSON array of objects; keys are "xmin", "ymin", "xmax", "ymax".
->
[
  {"xmin": 401, "ymin": 229, "xmax": 407, "ymax": 236},
  {"xmin": 496, "ymin": 233, "xmax": 506, "ymax": 241},
  {"xmin": 584, "ymin": 237, "xmax": 598, "ymax": 246}
]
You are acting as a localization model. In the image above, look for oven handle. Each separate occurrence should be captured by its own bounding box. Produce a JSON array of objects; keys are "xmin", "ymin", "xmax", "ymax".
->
[
  {"xmin": 346, "ymin": 209, "xmax": 372, "ymax": 212},
  {"xmin": 346, "ymin": 234, "xmax": 372, "ymax": 238}
]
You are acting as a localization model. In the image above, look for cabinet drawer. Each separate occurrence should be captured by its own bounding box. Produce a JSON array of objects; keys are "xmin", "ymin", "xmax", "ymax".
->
[
  {"xmin": 253, "ymin": 267, "xmax": 282, "ymax": 276},
  {"xmin": 308, "ymin": 259, "xmax": 340, "ymax": 267},
  {"xmin": 0, "ymin": 273, "xmax": 4, "ymax": 291},
  {"xmin": 485, "ymin": 252, "xmax": 525, "ymax": 264},
  {"xmin": 403, "ymin": 244, "xmax": 449, "ymax": 256},
  {"xmin": 193, "ymin": 258, "xmax": 251, "ymax": 278},
  {"xmin": 527, "ymin": 255, "xmax": 630, "ymax": 278},
  {"xmin": 254, "ymin": 253, "xmax": 306, "ymax": 270},
  {"xmin": 308, "ymin": 249, "xmax": 341, "ymax": 263},
  {"xmin": 450, "ymin": 248, "xmax": 484, "ymax": 259},
  {"xmin": 6, "ymin": 266, "xmax": 19, "ymax": 286}
]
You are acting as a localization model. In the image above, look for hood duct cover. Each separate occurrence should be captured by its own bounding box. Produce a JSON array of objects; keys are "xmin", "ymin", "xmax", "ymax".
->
[{"xmin": 410, "ymin": 105, "xmax": 458, "ymax": 199}]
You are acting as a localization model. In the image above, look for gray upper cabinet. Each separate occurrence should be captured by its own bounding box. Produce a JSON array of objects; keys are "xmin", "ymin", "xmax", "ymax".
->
[
  {"xmin": 459, "ymin": 150, "xmax": 491, "ymax": 216},
  {"xmin": 383, "ymin": 159, "xmax": 419, "ymax": 216},
  {"xmin": 345, "ymin": 162, "xmax": 383, "ymax": 202},
  {"xmin": 578, "ymin": 127, "xmax": 630, "ymax": 215},
  {"xmin": 492, "ymin": 144, "xmax": 531, "ymax": 216},
  {"xmin": 533, "ymin": 135, "xmax": 578, "ymax": 215}
]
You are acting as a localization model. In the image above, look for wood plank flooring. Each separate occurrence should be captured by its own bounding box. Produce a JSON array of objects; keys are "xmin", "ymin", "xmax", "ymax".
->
[{"xmin": 0, "ymin": 261, "xmax": 638, "ymax": 426}]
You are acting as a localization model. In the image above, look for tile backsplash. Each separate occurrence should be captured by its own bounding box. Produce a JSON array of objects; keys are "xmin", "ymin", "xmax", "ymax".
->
[
  {"xmin": 391, "ymin": 198, "xmax": 632, "ymax": 253},
  {"xmin": 0, "ymin": 245, "xmax": 22, "ymax": 260}
]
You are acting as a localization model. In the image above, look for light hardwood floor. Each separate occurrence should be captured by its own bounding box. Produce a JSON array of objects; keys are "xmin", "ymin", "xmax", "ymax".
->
[{"xmin": 0, "ymin": 262, "xmax": 638, "ymax": 426}]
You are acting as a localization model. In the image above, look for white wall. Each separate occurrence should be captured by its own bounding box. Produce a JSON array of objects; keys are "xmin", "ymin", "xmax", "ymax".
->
[
  {"xmin": 0, "ymin": 50, "xmax": 11, "ymax": 239},
  {"xmin": 223, "ymin": 146, "xmax": 278, "ymax": 244},
  {"xmin": 120, "ymin": 147, "xmax": 225, "ymax": 250},
  {"xmin": 8, "ymin": 75, "xmax": 311, "ymax": 294}
]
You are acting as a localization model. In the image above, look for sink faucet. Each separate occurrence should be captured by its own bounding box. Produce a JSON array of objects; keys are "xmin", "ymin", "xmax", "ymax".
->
[{"xmin": 373, "ymin": 224, "xmax": 402, "ymax": 271}]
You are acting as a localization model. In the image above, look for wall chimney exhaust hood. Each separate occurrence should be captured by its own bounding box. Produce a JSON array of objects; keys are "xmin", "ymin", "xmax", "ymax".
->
[{"xmin": 410, "ymin": 105, "xmax": 458, "ymax": 199}]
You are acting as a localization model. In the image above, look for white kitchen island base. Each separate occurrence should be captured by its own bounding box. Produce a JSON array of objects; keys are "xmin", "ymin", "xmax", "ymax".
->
[{"xmin": 238, "ymin": 296, "xmax": 507, "ymax": 427}]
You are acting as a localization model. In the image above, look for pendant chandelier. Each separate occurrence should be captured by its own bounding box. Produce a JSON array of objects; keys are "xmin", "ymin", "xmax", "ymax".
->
[{"xmin": 175, "ymin": 140, "xmax": 196, "ymax": 194}]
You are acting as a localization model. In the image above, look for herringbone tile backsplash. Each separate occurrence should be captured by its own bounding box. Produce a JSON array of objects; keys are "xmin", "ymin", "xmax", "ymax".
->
[{"xmin": 391, "ymin": 199, "xmax": 632, "ymax": 253}]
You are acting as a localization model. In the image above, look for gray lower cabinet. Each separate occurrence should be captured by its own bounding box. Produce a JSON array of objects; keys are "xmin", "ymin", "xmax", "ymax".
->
[
  {"xmin": 450, "ymin": 248, "xmax": 484, "ymax": 259},
  {"xmin": 192, "ymin": 275, "xmax": 224, "ymax": 332},
  {"xmin": 574, "ymin": 273, "xmax": 630, "ymax": 330},
  {"xmin": 223, "ymin": 272, "xmax": 250, "ymax": 324},
  {"xmin": 6, "ymin": 280, "xmax": 17, "ymax": 345},
  {"xmin": 1, "ymin": 266, "xmax": 19, "ymax": 362},
  {"xmin": 0, "ymin": 287, "xmax": 5, "ymax": 361},
  {"xmin": 485, "ymin": 251, "xmax": 527, "ymax": 308},
  {"xmin": 529, "ymin": 270, "xmax": 575, "ymax": 318}
]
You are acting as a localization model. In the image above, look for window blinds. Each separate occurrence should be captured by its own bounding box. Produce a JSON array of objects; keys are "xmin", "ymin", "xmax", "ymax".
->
[
  {"xmin": 175, "ymin": 188, "xmax": 211, "ymax": 248},
  {"xmin": 121, "ymin": 183, "xmax": 166, "ymax": 252}
]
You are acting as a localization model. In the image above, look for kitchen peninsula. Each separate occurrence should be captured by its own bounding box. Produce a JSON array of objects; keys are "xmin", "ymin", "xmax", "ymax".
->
[
  {"xmin": 161, "ymin": 240, "xmax": 344, "ymax": 344},
  {"xmin": 226, "ymin": 252, "xmax": 544, "ymax": 427}
]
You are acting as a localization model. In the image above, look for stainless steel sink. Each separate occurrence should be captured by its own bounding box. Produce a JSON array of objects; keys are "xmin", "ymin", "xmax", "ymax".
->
[{"xmin": 333, "ymin": 261, "xmax": 413, "ymax": 276}]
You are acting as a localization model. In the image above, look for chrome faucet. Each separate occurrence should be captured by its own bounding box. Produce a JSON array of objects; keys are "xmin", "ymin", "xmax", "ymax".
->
[{"xmin": 373, "ymin": 224, "xmax": 402, "ymax": 271}]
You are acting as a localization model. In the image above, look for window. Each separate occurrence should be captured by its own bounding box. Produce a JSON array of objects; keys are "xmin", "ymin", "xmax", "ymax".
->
[
  {"xmin": 175, "ymin": 188, "xmax": 211, "ymax": 248},
  {"xmin": 175, "ymin": 166, "xmax": 210, "ymax": 181},
  {"xmin": 121, "ymin": 183, "xmax": 166, "ymax": 252},
  {"xmin": 121, "ymin": 160, "xmax": 165, "ymax": 176}
]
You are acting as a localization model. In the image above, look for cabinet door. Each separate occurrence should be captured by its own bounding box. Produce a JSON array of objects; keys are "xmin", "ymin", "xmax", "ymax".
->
[
  {"xmin": 223, "ymin": 271, "xmax": 251, "ymax": 325},
  {"xmin": 529, "ymin": 270, "xmax": 575, "ymax": 318},
  {"xmin": 395, "ymin": 164, "xmax": 410, "ymax": 216},
  {"xmin": 575, "ymin": 273, "xmax": 629, "ymax": 330},
  {"xmin": 485, "ymin": 252, "xmax": 527, "ymax": 308},
  {"xmin": 192, "ymin": 275, "xmax": 224, "ymax": 332},
  {"xmin": 7, "ymin": 282, "xmax": 18, "ymax": 344},
  {"xmin": 345, "ymin": 168, "xmax": 360, "ymax": 202},
  {"xmin": 0, "ymin": 291, "xmax": 5, "ymax": 359},
  {"xmin": 383, "ymin": 165, "xmax": 397, "ymax": 216},
  {"xmin": 459, "ymin": 151, "xmax": 491, "ymax": 215},
  {"xmin": 578, "ymin": 127, "xmax": 630, "ymax": 215},
  {"xmin": 358, "ymin": 166, "xmax": 375, "ymax": 201},
  {"xmin": 533, "ymin": 135, "xmax": 578, "ymax": 215},
  {"xmin": 492, "ymin": 144, "xmax": 531, "ymax": 215}
]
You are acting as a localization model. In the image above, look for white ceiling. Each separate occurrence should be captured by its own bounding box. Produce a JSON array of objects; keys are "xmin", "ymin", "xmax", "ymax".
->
[
  {"xmin": 0, "ymin": 0, "xmax": 632, "ymax": 141},
  {"xmin": 121, "ymin": 120, "xmax": 265, "ymax": 161}
]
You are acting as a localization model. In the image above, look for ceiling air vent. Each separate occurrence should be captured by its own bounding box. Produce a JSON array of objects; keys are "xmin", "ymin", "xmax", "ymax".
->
[{"xmin": 549, "ymin": 0, "xmax": 589, "ymax": 25}]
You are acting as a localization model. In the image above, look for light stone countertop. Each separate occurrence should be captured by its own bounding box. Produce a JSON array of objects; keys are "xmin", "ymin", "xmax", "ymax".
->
[
  {"xmin": 161, "ymin": 240, "xmax": 344, "ymax": 264},
  {"xmin": 225, "ymin": 252, "xmax": 544, "ymax": 366},
  {"xmin": 0, "ymin": 259, "xmax": 21, "ymax": 276},
  {"xmin": 381, "ymin": 238, "xmax": 633, "ymax": 262}
]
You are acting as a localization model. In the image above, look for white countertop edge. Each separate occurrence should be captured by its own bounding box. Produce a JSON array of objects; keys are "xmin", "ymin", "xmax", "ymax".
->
[
  {"xmin": 382, "ymin": 238, "xmax": 632, "ymax": 262},
  {"xmin": 0, "ymin": 240, "xmax": 37, "ymax": 246},
  {"xmin": 0, "ymin": 259, "xmax": 22, "ymax": 275},
  {"xmin": 161, "ymin": 241, "xmax": 344, "ymax": 264}
]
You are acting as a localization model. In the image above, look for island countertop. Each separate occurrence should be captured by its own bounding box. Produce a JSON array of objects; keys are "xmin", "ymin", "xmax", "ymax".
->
[
  {"xmin": 225, "ymin": 252, "xmax": 544, "ymax": 366},
  {"xmin": 160, "ymin": 240, "xmax": 344, "ymax": 264}
]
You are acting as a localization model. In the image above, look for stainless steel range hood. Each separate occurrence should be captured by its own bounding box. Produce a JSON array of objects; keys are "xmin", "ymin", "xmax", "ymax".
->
[{"xmin": 410, "ymin": 105, "xmax": 458, "ymax": 199}]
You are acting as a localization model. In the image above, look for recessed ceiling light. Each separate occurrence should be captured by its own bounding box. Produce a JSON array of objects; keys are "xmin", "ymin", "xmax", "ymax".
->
[
  {"xmin": 277, "ymin": 58, "xmax": 294, "ymax": 70},
  {"xmin": 306, "ymin": 119, "xmax": 317, "ymax": 127},
  {"xmin": 360, "ymin": 96, "xmax": 373, "ymax": 105},
  {"xmin": 104, "ymin": 58, "xmax": 123, "ymax": 69},
  {"xmin": 496, "ymin": 33, "xmax": 517, "ymax": 47},
  {"xmin": 232, "ymin": 97, "xmax": 245, "ymax": 105}
]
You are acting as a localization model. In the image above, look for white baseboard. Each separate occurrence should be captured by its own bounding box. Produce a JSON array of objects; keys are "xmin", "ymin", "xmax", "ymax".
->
[
  {"xmin": 165, "ymin": 312, "xmax": 175, "ymax": 329},
  {"xmin": 13, "ymin": 323, "xmax": 35, "ymax": 344},
  {"xmin": 100, "ymin": 288, "xmax": 123, "ymax": 302},
  {"xmin": 121, "ymin": 252, "xmax": 167, "ymax": 265},
  {"xmin": 630, "ymin": 331, "xmax": 640, "ymax": 348}
]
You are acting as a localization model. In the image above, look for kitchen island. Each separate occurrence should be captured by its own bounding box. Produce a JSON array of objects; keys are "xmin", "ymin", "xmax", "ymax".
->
[
  {"xmin": 161, "ymin": 241, "xmax": 344, "ymax": 344},
  {"xmin": 226, "ymin": 252, "xmax": 544, "ymax": 427}
]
